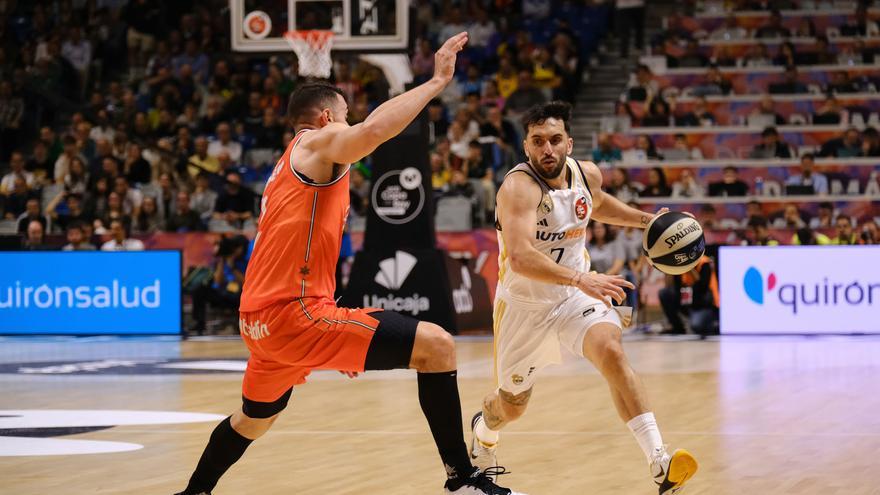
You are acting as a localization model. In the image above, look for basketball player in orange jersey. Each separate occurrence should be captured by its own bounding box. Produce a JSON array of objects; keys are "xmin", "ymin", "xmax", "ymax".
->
[
  {"xmin": 468, "ymin": 102, "xmax": 698, "ymax": 494},
  {"xmin": 174, "ymin": 33, "xmax": 524, "ymax": 495}
]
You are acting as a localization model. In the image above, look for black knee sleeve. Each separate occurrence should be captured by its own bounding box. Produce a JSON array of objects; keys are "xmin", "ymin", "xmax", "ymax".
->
[{"xmin": 241, "ymin": 387, "xmax": 292, "ymax": 418}]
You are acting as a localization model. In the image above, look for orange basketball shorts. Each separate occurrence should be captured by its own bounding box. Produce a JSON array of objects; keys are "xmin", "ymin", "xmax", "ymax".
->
[{"xmin": 239, "ymin": 297, "xmax": 381, "ymax": 403}]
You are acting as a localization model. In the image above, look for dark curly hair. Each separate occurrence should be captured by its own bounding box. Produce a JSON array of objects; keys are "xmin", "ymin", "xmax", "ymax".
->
[{"xmin": 521, "ymin": 100, "xmax": 572, "ymax": 135}]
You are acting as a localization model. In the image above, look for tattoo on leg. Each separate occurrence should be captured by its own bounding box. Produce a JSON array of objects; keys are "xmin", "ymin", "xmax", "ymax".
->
[
  {"xmin": 499, "ymin": 388, "xmax": 533, "ymax": 406},
  {"xmin": 482, "ymin": 394, "xmax": 506, "ymax": 430}
]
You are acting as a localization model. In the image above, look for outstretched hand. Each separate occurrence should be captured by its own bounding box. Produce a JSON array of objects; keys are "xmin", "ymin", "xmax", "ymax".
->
[
  {"xmin": 433, "ymin": 32, "xmax": 469, "ymax": 83},
  {"xmin": 574, "ymin": 271, "xmax": 635, "ymax": 307}
]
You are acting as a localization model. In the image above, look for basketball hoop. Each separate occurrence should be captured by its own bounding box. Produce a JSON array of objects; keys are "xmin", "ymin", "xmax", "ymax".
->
[{"xmin": 284, "ymin": 30, "xmax": 334, "ymax": 79}]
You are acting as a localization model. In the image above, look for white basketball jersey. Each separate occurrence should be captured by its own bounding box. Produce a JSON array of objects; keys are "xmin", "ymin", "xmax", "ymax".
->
[{"xmin": 497, "ymin": 157, "xmax": 594, "ymax": 306}]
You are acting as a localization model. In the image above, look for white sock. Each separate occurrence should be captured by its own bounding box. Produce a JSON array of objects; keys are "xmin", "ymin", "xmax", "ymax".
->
[
  {"xmin": 626, "ymin": 412, "xmax": 664, "ymax": 462},
  {"xmin": 474, "ymin": 416, "xmax": 500, "ymax": 446}
]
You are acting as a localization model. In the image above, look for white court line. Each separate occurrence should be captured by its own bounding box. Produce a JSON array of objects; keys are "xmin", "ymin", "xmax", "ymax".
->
[{"xmin": 110, "ymin": 428, "xmax": 880, "ymax": 438}]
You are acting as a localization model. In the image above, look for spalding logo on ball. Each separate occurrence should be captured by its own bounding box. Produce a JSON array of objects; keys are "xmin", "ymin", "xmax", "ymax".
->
[{"xmin": 642, "ymin": 211, "xmax": 706, "ymax": 275}]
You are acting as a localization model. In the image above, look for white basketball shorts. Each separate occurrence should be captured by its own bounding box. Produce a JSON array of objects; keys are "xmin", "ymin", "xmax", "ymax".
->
[{"xmin": 493, "ymin": 290, "xmax": 629, "ymax": 395}]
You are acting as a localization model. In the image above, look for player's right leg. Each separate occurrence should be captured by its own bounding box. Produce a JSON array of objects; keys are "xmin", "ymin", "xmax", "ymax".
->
[
  {"xmin": 174, "ymin": 388, "xmax": 293, "ymax": 495},
  {"xmin": 471, "ymin": 387, "xmax": 532, "ymax": 474}
]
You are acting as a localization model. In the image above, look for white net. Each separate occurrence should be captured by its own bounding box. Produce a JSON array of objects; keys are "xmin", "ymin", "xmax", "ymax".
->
[{"xmin": 284, "ymin": 30, "xmax": 334, "ymax": 79}]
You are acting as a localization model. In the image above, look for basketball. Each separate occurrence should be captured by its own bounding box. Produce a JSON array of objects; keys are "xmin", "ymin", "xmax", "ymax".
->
[{"xmin": 642, "ymin": 212, "xmax": 706, "ymax": 275}]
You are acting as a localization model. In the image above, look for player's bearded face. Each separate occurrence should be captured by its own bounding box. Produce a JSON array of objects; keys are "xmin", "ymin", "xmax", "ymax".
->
[{"xmin": 524, "ymin": 119, "xmax": 572, "ymax": 180}]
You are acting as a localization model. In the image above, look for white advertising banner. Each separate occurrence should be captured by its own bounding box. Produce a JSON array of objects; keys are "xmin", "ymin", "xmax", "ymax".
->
[{"xmin": 719, "ymin": 246, "xmax": 880, "ymax": 334}]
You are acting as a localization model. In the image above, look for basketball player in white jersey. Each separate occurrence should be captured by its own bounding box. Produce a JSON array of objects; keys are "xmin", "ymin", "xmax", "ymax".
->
[{"xmin": 469, "ymin": 102, "xmax": 698, "ymax": 494}]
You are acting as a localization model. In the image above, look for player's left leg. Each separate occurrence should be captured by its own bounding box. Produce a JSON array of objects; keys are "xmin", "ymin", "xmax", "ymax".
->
[{"xmin": 581, "ymin": 322, "xmax": 698, "ymax": 494}]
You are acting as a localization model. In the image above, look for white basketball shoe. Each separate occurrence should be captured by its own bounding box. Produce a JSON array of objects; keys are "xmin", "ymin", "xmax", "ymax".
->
[
  {"xmin": 650, "ymin": 445, "xmax": 698, "ymax": 494},
  {"xmin": 469, "ymin": 412, "xmax": 499, "ymax": 478}
]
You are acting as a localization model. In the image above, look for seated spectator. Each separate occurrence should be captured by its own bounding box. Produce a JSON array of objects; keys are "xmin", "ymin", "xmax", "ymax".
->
[
  {"xmin": 4, "ymin": 176, "xmax": 33, "ymax": 219},
  {"xmin": 349, "ymin": 167, "xmax": 370, "ymax": 217},
  {"xmin": 809, "ymin": 201, "xmax": 834, "ymax": 229},
  {"xmin": 708, "ymin": 166, "xmax": 749, "ymax": 197},
  {"xmin": 791, "ymin": 226, "xmax": 831, "ymax": 245},
  {"xmin": 191, "ymin": 173, "xmax": 218, "ymax": 222},
  {"xmin": 826, "ymin": 71, "xmax": 860, "ymax": 94},
  {"xmin": 444, "ymin": 169, "xmax": 479, "ymax": 224},
  {"xmin": 636, "ymin": 135, "xmax": 663, "ymax": 160},
  {"xmin": 166, "ymin": 190, "xmax": 205, "ymax": 232},
  {"xmin": 711, "ymin": 45, "xmax": 738, "ymax": 67},
  {"xmin": 795, "ymin": 18, "xmax": 816, "ymax": 37},
  {"xmin": 698, "ymin": 204, "xmax": 718, "ymax": 230},
  {"xmin": 755, "ymin": 10, "xmax": 790, "ymax": 39},
  {"xmin": 742, "ymin": 43, "xmax": 772, "ymax": 68},
  {"xmin": 62, "ymin": 221, "xmax": 97, "ymax": 251},
  {"xmin": 46, "ymin": 191, "xmax": 90, "ymax": 233},
  {"xmin": 123, "ymin": 143, "xmax": 151, "ymax": 185},
  {"xmin": 97, "ymin": 191, "xmax": 130, "ymax": 233},
  {"xmin": 671, "ymin": 40, "xmax": 709, "ymax": 68},
  {"xmin": 1, "ymin": 152, "xmax": 36, "ymax": 194},
  {"xmin": 769, "ymin": 66, "xmax": 808, "ymax": 95},
  {"xmin": 818, "ymin": 128, "xmax": 862, "ymax": 158},
  {"xmin": 207, "ymin": 122, "xmax": 243, "ymax": 163},
  {"xmin": 189, "ymin": 136, "xmax": 221, "ymax": 177},
  {"xmin": 26, "ymin": 142, "xmax": 53, "ymax": 184},
  {"xmin": 812, "ymin": 96, "xmax": 843, "ymax": 125},
  {"xmin": 592, "ymin": 133, "xmax": 622, "ymax": 164},
  {"xmin": 674, "ymin": 97, "xmax": 716, "ymax": 127},
  {"xmin": 862, "ymin": 127, "xmax": 880, "ymax": 157},
  {"xmin": 810, "ymin": 36, "xmax": 835, "ymax": 65},
  {"xmin": 785, "ymin": 153, "xmax": 828, "ymax": 194},
  {"xmin": 54, "ymin": 134, "xmax": 88, "ymax": 185},
  {"xmin": 665, "ymin": 134, "xmax": 703, "ymax": 160},
  {"xmin": 213, "ymin": 171, "xmax": 254, "ymax": 229},
  {"xmin": 114, "ymin": 176, "xmax": 143, "ymax": 216},
  {"xmin": 749, "ymin": 127, "xmax": 792, "ymax": 159},
  {"xmin": 778, "ymin": 203, "xmax": 807, "ymax": 229},
  {"xmin": 641, "ymin": 98, "xmax": 672, "ymax": 127},
  {"xmin": 692, "ymin": 66, "xmax": 733, "ymax": 97},
  {"xmin": 748, "ymin": 215, "xmax": 780, "ymax": 246},
  {"xmin": 427, "ymin": 99, "xmax": 449, "ymax": 145},
  {"xmin": 859, "ymin": 219, "xmax": 879, "ymax": 245},
  {"xmin": 133, "ymin": 196, "xmax": 163, "ymax": 234},
  {"xmin": 671, "ymin": 169, "xmax": 704, "ymax": 198},
  {"xmin": 710, "ymin": 15, "xmax": 748, "ymax": 40},
  {"xmin": 17, "ymin": 198, "xmax": 48, "ymax": 234},
  {"xmin": 640, "ymin": 167, "xmax": 672, "ymax": 198},
  {"xmin": 587, "ymin": 222, "xmax": 625, "ymax": 275},
  {"xmin": 749, "ymin": 95, "xmax": 785, "ymax": 126},
  {"xmin": 832, "ymin": 216, "xmax": 858, "ymax": 245},
  {"xmin": 63, "ymin": 156, "xmax": 89, "ymax": 195},
  {"xmin": 189, "ymin": 236, "xmax": 248, "ymax": 335},
  {"xmin": 504, "ymin": 71, "xmax": 546, "ymax": 119},
  {"xmin": 101, "ymin": 218, "xmax": 145, "ymax": 251},
  {"xmin": 430, "ymin": 152, "xmax": 451, "ymax": 194},
  {"xmin": 837, "ymin": 45, "xmax": 862, "ymax": 66},
  {"xmin": 448, "ymin": 121, "xmax": 473, "ymax": 161},
  {"xmin": 24, "ymin": 220, "xmax": 51, "ymax": 250},
  {"xmin": 625, "ymin": 65, "xmax": 659, "ymax": 103},
  {"xmin": 607, "ymin": 168, "xmax": 641, "ymax": 203},
  {"xmin": 841, "ymin": 5, "xmax": 880, "ymax": 37},
  {"xmin": 773, "ymin": 42, "xmax": 798, "ymax": 67},
  {"xmin": 658, "ymin": 255, "xmax": 719, "ymax": 336}
]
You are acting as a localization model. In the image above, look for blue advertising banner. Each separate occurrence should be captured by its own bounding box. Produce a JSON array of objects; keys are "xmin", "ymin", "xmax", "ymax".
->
[{"xmin": 0, "ymin": 251, "xmax": 182, "ymax": 335}]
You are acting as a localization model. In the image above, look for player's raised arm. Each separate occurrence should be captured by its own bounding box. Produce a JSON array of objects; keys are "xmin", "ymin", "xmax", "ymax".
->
[
  {"xmin": 305, "ymin": 32, "xmax": 468, "ymax": 165},
  {"xmin": 579, "ymin": 160, "xmax": 656, "ymax": 228}
]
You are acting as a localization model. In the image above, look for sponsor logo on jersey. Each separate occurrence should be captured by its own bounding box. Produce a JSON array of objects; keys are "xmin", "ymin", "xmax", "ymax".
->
[
  {"xmin": 539, "ymin": 193, "xmax": 554, "ymax": 214},
  {"xmin": 575, "ymin": 196, "xmax": 589, "ymax": 220},
  {"xmin": 535, "ymin": 228, "xmax": 586, "ymax": 242},
  {"xmin": 366, "ymin": 250, "xmax": 430, "ymax": 315},
  {"xmin": 239, "ymin": 319, "xmax": 270, "ymax": 340},
  {"xmin": 511, "ymin": 374, "xmax": 524, "ymax": 385},
  {"xmin": 664, "ymin": 221, "xmax": 701, "ymax": 248}
]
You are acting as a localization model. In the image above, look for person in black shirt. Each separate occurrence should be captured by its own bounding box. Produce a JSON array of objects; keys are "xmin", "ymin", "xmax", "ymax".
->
[
  {"xmin": 755, "ymin": 10, "xmax": 791, "ymax": 39},
  {"xmin": 812, "ymin": 96, "xmax": 843, "ymax": 125},
  {"xmin": 641, "ymin": 167, "xmax": 672, "ymax": 197},
  {"xmin": 166, "ymin": 190, "xmax": 205, "ymax": 232},
  {"xmin": 749, "ymin": 126, "xmax": 792, "ymax": 159},
  {"xmin": 479, "ymin": 104, "xmax": 518, "ymax": 153},
  {"xmin": 641, "ymin": 98, "xmax": 671, "ymax": 127},
  {"xmin": 769, "ymin": 66, "xmax": 808, "ymax": 95},
  {"xmin": 826, "ymin": 71, "xmax": 861, "ymax": 94},
  {"xmin": 708, "ymin": 166, "xmax": 749, "ymax": 197},
  {"xmin": 213, "ymin": 171, "xmax": 254, "ymax": 229},
  {"xmin": 427, "ymin": 99, "xmax": 449, "ymax": 145},
  {"xmin": 818, "ymin": 128, "xmax": 862, "ymax": 158},
  {"xmin": 253, "ymin": 108, "xmax": 284, "ymax": 149}
]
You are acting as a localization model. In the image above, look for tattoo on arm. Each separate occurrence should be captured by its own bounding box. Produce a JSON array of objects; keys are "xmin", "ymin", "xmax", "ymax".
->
[{"xmin": 640, "ymin": 215, "xmax": 650, "ymax": 226}]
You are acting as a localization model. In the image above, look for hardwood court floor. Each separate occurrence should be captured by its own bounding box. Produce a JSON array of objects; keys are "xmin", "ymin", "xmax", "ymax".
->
[{"xmin": 2, "ymin": 336, "xmax": 880, "ymax": 495}]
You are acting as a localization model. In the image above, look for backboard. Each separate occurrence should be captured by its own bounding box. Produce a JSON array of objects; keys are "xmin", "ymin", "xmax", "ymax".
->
[{"xmin": 230, "ymin": 0, "xmax": 409, "ymax": 52}]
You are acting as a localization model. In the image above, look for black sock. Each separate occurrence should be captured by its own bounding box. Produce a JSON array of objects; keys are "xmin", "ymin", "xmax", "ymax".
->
[
  {"xmin": 182, "ymin": 416, "xmax": 253, "ymax": 494},
  {"xmin": 417, "ymin": 370, "xmax": 474, "ymax": 479}
]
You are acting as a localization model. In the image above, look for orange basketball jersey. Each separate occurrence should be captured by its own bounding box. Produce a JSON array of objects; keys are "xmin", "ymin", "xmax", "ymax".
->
[{"xmin": 240, "ymin": 130, "xmax": 350, "ymax": 312}]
